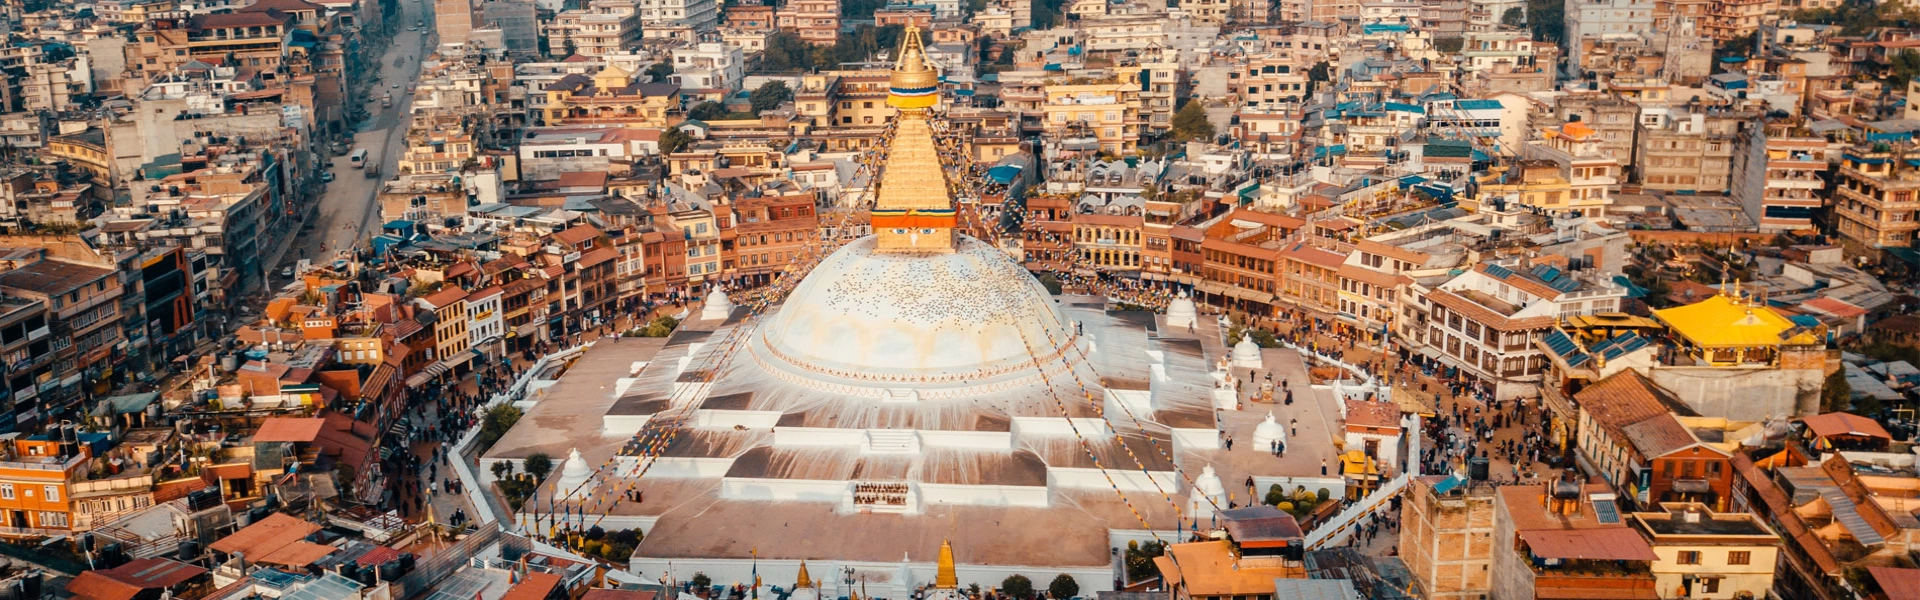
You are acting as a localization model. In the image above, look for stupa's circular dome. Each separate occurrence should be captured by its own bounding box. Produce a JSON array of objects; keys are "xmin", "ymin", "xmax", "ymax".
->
[{"xmin": 760, "ymin": 236, "xmax": 1076, "ymax": 385}]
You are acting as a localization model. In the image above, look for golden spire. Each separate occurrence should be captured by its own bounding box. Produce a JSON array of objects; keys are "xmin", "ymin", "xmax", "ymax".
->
[
  {"xmin": 935, "ymin": 539, "xmax": 958, "ymax": 589},
  {"xmin": 871, "ymin": 24, "xmax": 957, "ymax": 253},
  {"xmin": 796, "ymin": 560, "xmax": 813, "ymax": 588},
  {"xmin": 888, "ymin": 25, "xmax": 939, "ymax": 112}
]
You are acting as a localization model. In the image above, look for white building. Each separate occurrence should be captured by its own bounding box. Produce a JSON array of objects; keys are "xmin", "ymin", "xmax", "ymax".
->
[
  {"xmin": 466, "ymin": 286, "xmax": 505, "ymax": 357},
  {"xmin": 1563, "ymin": 0, "xmax": 1654, "ymax": 76},
  {"xmin": 670, "ymin": 42, "xmax": 744, "ymax": 94}
]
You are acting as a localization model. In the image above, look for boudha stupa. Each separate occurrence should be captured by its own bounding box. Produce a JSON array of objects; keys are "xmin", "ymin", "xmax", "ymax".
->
[{"xmin": 484, "ymin": 25, "xmax": 1353, "ymax": 597}]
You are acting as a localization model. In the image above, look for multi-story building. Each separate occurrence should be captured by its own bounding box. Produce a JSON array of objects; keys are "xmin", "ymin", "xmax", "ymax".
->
[
  {"xmin": 1409, "ymin": 259, "xmax": 1627, "ymax": 399},
  {"xmin": 639, "ymin": 0, "xmax": 717, "ymax": 40},
  {"xmin": 732, "ymin": 190, "xmax": 818, "ymax": 284},
  {"xmin": 0, "ymin": 256, "xmax": 124, "ymax": 420},
  {"xmin": 725, "ymin": 4, "xmax": 775, "ymax": 30},
  {"xmin": 436, "ymin": 0, "xmax": 480, "ymax": 45},
  {"xmin": 541, "ymin": 66, "xmax": 681, "ymax": 127},
  {"xmin": 1550, "ymin": 93, "xmax": 1639, "ymax": 165},
  {"xmin": 0, "ymin": 297, "xmax": 48, "ymax": 430},
  {"xmin": 1485, "ymin": 120, "xmax": 1619, "ymax": 219},
  {"xmin": 1490, "ymin": 480, "xmax": 1659, "ymax": 599},
  {"xmin": 546, "ymin": 0, "xmax": 642, "ymax": 57},
  {"xmin": 1037, "ymin": 76, "xmax": 1145, "ymax": 154},
  {"xmin": 1698, "ymin": 0, "xmax": 1770, "ymax": 42},
  {"xmin": 1730, "ymin": 121, "xmax": 1827, "ymax": 233},
  {"xmin": 1628, "ymin": 503, "xmax": 1780, "ymax": 599},
  {"xmin": 1399, "ymin": 474, "xmax": 1498, "ymax": 600},
  {"xmin": 776, "ymin": 0, "xmax": 839, "ymax": 44},
  {"xmin": 123, "ymin": 10, "xmax": 294, "ymax": 88},
  {"xmin": 1831, "ymin": 144, "xmax": 1920, "ymax": 251},
  {"xmin": 1564, "ymin": 0, "xmax": 1655, "ymax": 77},
  {"xmin": 1180, "ymin": 0, "xmax": 1231, "ymax": 24},
  {"xmin": 416, "ymin": 287, "xmax": 469, "ymax": 365},
  {"xmin": 1633, "ymin": 109, "xmax": 1747, "ymax": 194},
  {"xmin": 378, "ymin": 174, "xmax": 470, "ymax": 224},
  {"xmin": 669, "ymin": 42, "xmax": 744, "ymax": 96},
  {"xmin": 0, "ymin": 436, "xmax": 91, "ymax": 533}
]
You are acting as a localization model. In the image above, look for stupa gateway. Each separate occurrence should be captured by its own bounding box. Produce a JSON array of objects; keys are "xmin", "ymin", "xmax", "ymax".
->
[{"xmin": 483, "ymin": 27, "xmax": 1349, "ymax": 597}]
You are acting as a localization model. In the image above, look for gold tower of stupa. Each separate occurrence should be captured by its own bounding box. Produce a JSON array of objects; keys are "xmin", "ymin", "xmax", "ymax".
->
[
  {"xmin": 934, "ymin": 539, "xmax": 959, "ymax": 589},
  {"xmin": 871, "ymin": 25, "xmax": 956, "ymax": 253}
]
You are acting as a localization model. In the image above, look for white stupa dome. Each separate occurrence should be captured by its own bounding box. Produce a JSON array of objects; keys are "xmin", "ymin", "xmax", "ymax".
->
[
  {"xmin": 1190, "ymin": 464, "xmax": 1226, "ymax": 518},
  {"xmin": 701, "ymin": 287, "xmax": 734, "ymax": 321},
  {"xmin": 1253, "ymin": 412, "xmax": 1286, "ymax": 448},
  {"xmin": 759, "ymin": 236, "xmax": 1075, "ymax": 385},
  {"xmin": 552, "ymin": 448, "xmax": 596, "ymax": 501},
  {"xmin": 1232, "ymin": 336, "xmax": 1262, "ymax": 367},
  {"xmin": 1166, "ymin": 292, "xmax": 1197, "ymax": 328},
  {"xmin": 1195, "ymin": 464, "xmax": 1225, "ymax": 496}
]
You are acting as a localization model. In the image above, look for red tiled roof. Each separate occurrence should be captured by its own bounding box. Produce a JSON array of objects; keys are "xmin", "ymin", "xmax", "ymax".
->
[
  {"xmin": 254, "ymin": 417, "xmax": 325, "ymax": 442},
  {"xmin": 1576, "ymin": 370, "xmax": 1681, "ymax": 434},
  {"xmin": 419, "ymin": 286, "xmax": 469, "ymax": 309},
  {"xmin": 209, "ymin": 512, "xmax": 323, "ymax": 558},
  {"xmin": 1517, "ymin": 528, "xmax": 1657, "ymax": 561},
  {"xmin": 355, "ymin": 546, "xmax": 401, "ymax": 567},
  {"xmin": 1803, "ymin": 296, "xmax": 1866, "ymax": 318},
  {"xmin": 501, "ymin": 572, "xmax": 563, "ymax": 600},
  {"xmin": 552, "ymin": 224, "xmax": 604, "ymax": 245},
  {"xmin": 1870, "ymin": 567, "xmax": 1920, "ymax": 600},
  {"xmin": 67, "ymin": 558, "xmax": 205, "ymax": 600},
  {"xmin": 1800, "ymin": 412, "xmax": 1892, "ymax": 441}
]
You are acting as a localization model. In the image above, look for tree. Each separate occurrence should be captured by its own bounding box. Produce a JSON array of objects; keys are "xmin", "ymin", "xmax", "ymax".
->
[
  {"xmin": 1000, "ymin": 575, "xmax": 1035, "ymax": 600},
  {"xmin": 1435, "ymin": 37, "xmax": 1465, "ymax": 53},
  {"xmin": 1822, "ymin": 369, "xmax": 1853, "ymax": 413},
  {"xmin": 661, "ymin": 126, "xmax": 694, "ymax": 154},
  {"xmin": 524, "ymin": 453, "xmax": 553, "ymax": 481},
  {"xmin": 478, "ymin": 404, "xmax": 523, "ymax": 448},
  {"xmin": 1047, "ymin": 575, "xmax": 1079, "ymax": 600},
  {"xmin": 1265, "ymin": 484, "xmax": 1286, "ymax": 506},
  {"xmin": 1037, "ymin": 273, "xmax": 1063, "ymax": 295},
  {"xmin": 1526, "ymin": 0, "xmax": 1564, "ymax": 42},
  {"xmin": 1171, "ymin": 101, "xmax": 1215, "ymax": 142},
  {"xmin": 1501, "ymin": 6, "xmax": 1525, "ymax": 27},
  {"xmin": 646, "ymin": 62, "xmax": 674, "ymax": 82},
  {"xmin": 1305, "ymin": 61, "xmax": 1331, "ymax": 97},
  {"xmin": 690, "ymin": 573, "xmax": 712, "ymax": 592},
  {"xmin": 1122, "ymin": 540, "xmax": 1165, "ymax": 583},
  {"xmin": 750, "ymin": 80, "xmax": 793, "ymax": 113},
  {"xmin": 688, "ymin": 101, "xmax": 728, "ymax": 121}
]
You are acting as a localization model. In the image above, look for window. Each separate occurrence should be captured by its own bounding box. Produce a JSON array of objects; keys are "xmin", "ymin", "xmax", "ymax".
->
[
  {"xmin": 0, "ymin": 484, "xmax": 12, "ymax": 499},
  {"xmin": 1727, "ymin": 551, "xmax": 1751, "ymax": 565},
  {"xmin": 1700, "ymin": 579, "xmax": 1720, "ymax": 594},
  {"xmin": 41, "ymin": 486, "xmax": 55, "ymax": 502},
  {"xmin": 1677, "ymin": 551, "xmax": 1701, "ymax": 565}
]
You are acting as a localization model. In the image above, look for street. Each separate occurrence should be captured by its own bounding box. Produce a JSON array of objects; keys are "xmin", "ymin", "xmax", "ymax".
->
[{"xmin": 265, "ymin": 0, "xmax": 436, "ymax": 279}]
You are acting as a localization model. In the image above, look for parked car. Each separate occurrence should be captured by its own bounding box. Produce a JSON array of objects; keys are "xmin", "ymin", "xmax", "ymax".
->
[{"xmin": 321, "ymin": 171, "xmax": 335, "ymax": 182}]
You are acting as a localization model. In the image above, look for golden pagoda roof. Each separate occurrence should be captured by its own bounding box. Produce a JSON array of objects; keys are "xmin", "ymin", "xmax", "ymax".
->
[
  {"xmin": 796, "ymin": 560, "xmax": 813, "ymax": 588},
  {"xmin": 1653, "ymin": 292, "xmax": 1820, "ymax": 348}
]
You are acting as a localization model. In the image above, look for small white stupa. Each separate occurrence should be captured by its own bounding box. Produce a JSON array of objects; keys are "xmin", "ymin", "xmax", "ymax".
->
[
  {"xmin": 1253, "ymin": 412, "xmax": 1286, "ymax": 449},
  {"xmin": 552, "ymin": 448, "xmax": 596, "ymax": 501},
  {"xmin": 700, "ymin": 287, "xmax": 734, "ymax": 321},
  {"xmin": 1166, "ymin": 291, "xmax": 1198, "ymax": 329},
  {"xmin": 1189, "ymin": 464, "xmax": 1227, "ymax": 519},
  {"xmin": 1231, "ymin": 335, "xmax": 1263, "ymax": 368},
  {"xmin": 789, "ymin": 561, "xmax": 820, "ymax": 600}
]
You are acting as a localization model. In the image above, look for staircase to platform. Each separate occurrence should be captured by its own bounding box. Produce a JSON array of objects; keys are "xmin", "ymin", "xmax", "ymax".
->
[{"xmin": 863, "ymin": 429, "xmax": 921, "ymax": 454}]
